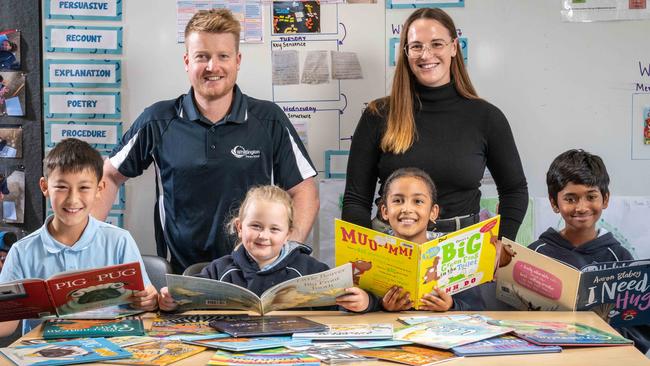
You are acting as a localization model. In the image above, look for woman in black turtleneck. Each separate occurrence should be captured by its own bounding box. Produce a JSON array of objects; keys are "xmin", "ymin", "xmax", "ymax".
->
[{"xmin": 342, "ymin": 8, "xmax": 529, "ymax": 305}]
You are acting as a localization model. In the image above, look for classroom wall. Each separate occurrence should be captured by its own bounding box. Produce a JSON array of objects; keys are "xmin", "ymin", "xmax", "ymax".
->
[
  {"xmin": 114, "ymin": 0, "xmax": 649, "ymax": 256},
  {"xmin": 1, "ymin": 0, "xmax": 44, "ymax": 233}
]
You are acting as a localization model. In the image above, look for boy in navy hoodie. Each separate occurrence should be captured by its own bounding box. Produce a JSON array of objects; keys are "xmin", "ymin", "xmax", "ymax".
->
[{"xmin": 529, "ymin": 149, "xmax": 649, "ymax": 353}]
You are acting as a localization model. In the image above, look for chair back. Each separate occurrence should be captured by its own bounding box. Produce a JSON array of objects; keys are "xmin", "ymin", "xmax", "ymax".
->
[
  {"xmin": 182, "ymin": 261, "xmax": 210, "ymax": 276},
  {"xmin": 141, "ymin": 255, "xmax": 172, "ymax": 290}
]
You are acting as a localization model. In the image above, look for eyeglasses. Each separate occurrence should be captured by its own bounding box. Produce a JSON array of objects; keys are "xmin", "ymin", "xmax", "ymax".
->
[{"xmin": 404, "ymin": 39, "xmax": 454, "ymax": 58}]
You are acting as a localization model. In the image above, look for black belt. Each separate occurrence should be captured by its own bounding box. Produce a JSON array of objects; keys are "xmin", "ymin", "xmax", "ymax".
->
[{"xmin": 429, "ymin": 213, "xmax": 480, "ymax": 233}]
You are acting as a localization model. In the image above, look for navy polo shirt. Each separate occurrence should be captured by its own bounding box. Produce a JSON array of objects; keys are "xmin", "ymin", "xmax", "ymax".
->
[{"xmin": 109, "ymin": 85, "xmax": 316, "ymax": 273}]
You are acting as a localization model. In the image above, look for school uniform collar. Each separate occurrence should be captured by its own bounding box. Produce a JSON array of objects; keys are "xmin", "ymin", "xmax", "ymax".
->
[
  {"xmin": 233, "ymin": 241, "xmax": 313, "ymax": 274},
  {"xmin": 40, "ymin": 215, "xmax": 98, "ymax": 253},
  {"xmin": 181, "ymin": 85, "xmax": 248, "ymax": 125}
]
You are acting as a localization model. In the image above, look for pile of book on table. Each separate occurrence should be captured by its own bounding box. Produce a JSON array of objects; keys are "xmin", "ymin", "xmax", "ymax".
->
[{"xmin": 0, "ymin": 312, "xmax": 637, "ymax": 366}]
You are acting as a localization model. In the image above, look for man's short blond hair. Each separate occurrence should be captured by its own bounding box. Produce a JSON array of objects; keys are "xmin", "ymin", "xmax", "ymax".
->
[{"xmin": 184, "ymin": 9, "xmax": 241, "ymax": 48}]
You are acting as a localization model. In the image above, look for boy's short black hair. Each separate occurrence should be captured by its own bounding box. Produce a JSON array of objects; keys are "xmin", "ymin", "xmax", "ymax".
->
[
  {"xmin": 43, "ymin": 138, "xmax": 103, "ymax": 181},
  {"xmin": 546, "ymin": 149, "xmax": 610, "ymax": 202}
]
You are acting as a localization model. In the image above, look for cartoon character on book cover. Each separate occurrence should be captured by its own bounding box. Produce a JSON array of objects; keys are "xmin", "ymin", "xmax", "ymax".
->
[
  {"xmin": 47, "ymin": 263, "xmax": 144, "ymax": 315},
  {"xmin": 335, "ymin": 218, "xmax": 498, "ymax": 308}
]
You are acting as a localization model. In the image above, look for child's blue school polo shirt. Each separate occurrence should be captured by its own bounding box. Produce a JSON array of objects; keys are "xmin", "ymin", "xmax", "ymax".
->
[{"xmin": 0, "ymin": 215, "xmax": 152, "ymax": 334}]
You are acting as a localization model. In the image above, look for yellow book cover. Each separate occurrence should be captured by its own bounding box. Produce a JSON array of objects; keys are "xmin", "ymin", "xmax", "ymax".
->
[{"xmin": 335, "ymin": 216, "xmax": 500, "ymax": 308}]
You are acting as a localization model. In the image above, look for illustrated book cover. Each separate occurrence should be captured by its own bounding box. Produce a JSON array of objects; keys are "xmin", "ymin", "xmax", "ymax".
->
[
  {"xmin": 0, "ymin": 262, "xmax": 145, "ymax": 321},
  {"xmin": 292, "ymin": 323, "xmax": 393, "ymax": 340},
  {"xmin": 335, "ymin": 217, "xmax": 499, "ymax": 308},
  {"xmin": 451, "ymin": 334, "xmax": 562, "ymax": 356},
  {"xmin": 286, "ymin": 343, "xmax": 374, "ymax": 364},
  {"xmin": 398, "ymin": 313, "xmax": 492, "ymax": 326},
  {"xmin": 107, "ymin": 339, "xmax": 206, "ymax": 366},
  {"xmin": 207, "ymin": 347, "xmax": 320, "ymax": 366},
  {"xmin": 166, "ymin": 263, "xmax": 352, "ymax": 315},
  {"xmin": 392, "ymin": 316, "xmax": 513, "ymax": 349},
  {"xmin": 41, "ymin": 317, "xmax": 145, "ymax": 339},
  {"xmin": 488, "ymin": 320, "xmax": 633, "ymax": 346},
  {"xmin": 0, "ymin": 337, "xmax": 131, "ymax": 366},
  {"xmin": 495, "ymin": 238, "xmax": 650, "ymax": 326},
  {"xmin": 181, "ymin": 336, "xmax": 310, "ymax": 352},
  {"xmin": 148, "ymin": 314, "xmax": 237, "ymax": 338},
  {"xmin": 351, "ymin": 345, "xmax": 456, "ymax": 366},
  {"xmin": 208, "ymin": 315, "xmax": 328, "ymax": 337}
]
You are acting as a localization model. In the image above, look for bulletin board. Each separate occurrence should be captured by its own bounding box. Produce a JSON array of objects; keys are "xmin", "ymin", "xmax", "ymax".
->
[{"xmin": 1, "ymin": 0, "xmax": 43, "ymax": 233}]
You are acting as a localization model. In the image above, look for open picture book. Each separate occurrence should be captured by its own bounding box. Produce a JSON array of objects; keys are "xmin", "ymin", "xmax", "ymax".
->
[
  {"xmin": 495, "ymin": 238, "xmax": 650, "ymax": 326},
  {"xmin": 165, "ymin": 263, "xmax": 353, "ymax": 315},
  {"xmin": 0, "ymin": 262, "xmax": 145, "ymax": 321},
  {"xmin": 335, "ymin": 217, "xmax": 500, "ymax": 308}
]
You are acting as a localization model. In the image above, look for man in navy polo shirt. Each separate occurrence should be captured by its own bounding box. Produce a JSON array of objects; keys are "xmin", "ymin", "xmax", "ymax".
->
[{"xmin": 93, "ymin": 9, "xmax": 319, "ymax": 273}]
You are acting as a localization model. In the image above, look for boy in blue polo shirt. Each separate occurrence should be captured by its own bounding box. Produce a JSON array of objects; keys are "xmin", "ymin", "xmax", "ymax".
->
[
  {"xmin": 0, "ymin": 138, "xmax": 158, "ymax": 337},
  {"xmin": 529, "ymin": 149, "xmax": 649, "ymax": 353}
]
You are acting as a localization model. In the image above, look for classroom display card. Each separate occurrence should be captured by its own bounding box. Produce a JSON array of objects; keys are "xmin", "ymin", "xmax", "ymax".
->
[
  {"xmin": 0, "ymin": 337, "xmax": 131, "ymax": 366},
  {"xmin": 45, "ymin": 121, "xmax": 122, "ymax": 152},
  {"xmin": 392, "ymin": 316, "xmax": 513, "ymax": 350},
  {"xmin": 495, "ymin": 238, "xmax": 650, "ymax": 326},
  {"xmin": 45, "ymin": 59, "xmax": 121, "ymax": 88},
  {"xmin": 451, "ymin": 335, "xmax": 562, "ymax": 357},
  {"xmin": 208, "ymin": 315, "xmax": 328, "ymax": 337},
  {"xmin": 292, "ymin": 323, "xmax": 393, "ymax": 340},
  {"xmin": 109, "ymin": 339, "xmax": 206, "ymax": 366},
  {"xmin": 0, "ymin": 29, "xmax": 20, "ymax": 70},
  {"xmin": 0, "ymin": 71, "xmax": 26, "ymax": 116},
  {"xmin": 42, "ymin": 317, "xmax": 144, "ymax": 339},
  {"xmin": 0, "ymin": 262, "xmax": 145, "ymax": 321},
  {"xmin": 45, "ymin": 26, "xmax": 122, "ymax": 54},
  {"xmin": 335, "ymin": 217, "xmax": 499, "ymax": 308},
  {"xmin": 488, "ymin": 320, "xmax": 633, "ymax": 346},
  {"xmin": 166, "ymin": 263, "xmax": 352, "ymax": 315},
  {"xmin": 45, "ymin": 0, "xmax": 123, "ymax": 21},
  {"xmin": 0, "ymin": 126, "xmax": 22, "ymax": 158},
  {"xmin": 45, "ymin": 91, "xmax": 120, "ymax": 119},
  {"xmin": 273, "ymin": 1, "xmax": 321, "ymax": 34}
]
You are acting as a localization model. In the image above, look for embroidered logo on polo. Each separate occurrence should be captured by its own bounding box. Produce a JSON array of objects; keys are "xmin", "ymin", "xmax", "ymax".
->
[{"xmin": 230, "ymin": 145, "xmax": 261, "ymax": 159}]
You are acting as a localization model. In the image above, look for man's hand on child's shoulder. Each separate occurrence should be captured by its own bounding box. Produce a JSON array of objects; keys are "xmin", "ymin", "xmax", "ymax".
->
[
  {"xmin": 419, "ymin": 287, "xmax": 453, "ymax": 312},
  {"xmin": 131, "ymin": 284, "xmax": 158, "ymax": 311},
  {"xmin": 158, "ymin": 286, "xmax": 179, "ymax": 312},
  {"xmin": 382, "ymin": 286, "xmax": 413, "ymax": 312},
  {"xmin": 336, "ymin": 287, "xmax": 370, "ymax": 313}
]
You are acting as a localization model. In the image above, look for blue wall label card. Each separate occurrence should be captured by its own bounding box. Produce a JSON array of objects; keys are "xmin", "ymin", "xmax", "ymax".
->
[
  {"xmin": 45, "ymin": 26, "xmax": 123, "ymax": 54},
  {"xmin": 44, "ymin": 91, "xmax": 121, "ymax": 119},
  {"xmin": 45, "ymin": 0, "xmax": 123, "ymax": 21},
  {"xmin": 45, "ymin": 59, "xmax": 121, "ymax": 88}
]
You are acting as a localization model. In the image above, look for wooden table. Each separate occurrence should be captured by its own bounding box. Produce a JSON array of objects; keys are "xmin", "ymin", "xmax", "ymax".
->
[{"xmin": 9, "ymin": 311, "xmax": 650, "ymax": 366}]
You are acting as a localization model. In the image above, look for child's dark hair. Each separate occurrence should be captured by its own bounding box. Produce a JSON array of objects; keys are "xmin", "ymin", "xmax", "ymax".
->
[
  {"xmin": 546, "ymin": 149, "xmax": 610, "ymax": 202},
  {"xmin": 43, "ymin": 138, "xmax": 103, "ymax": 181},
  {"xmin": 381, "ymin": 167, "xmax": 438, "ymax": 205}
]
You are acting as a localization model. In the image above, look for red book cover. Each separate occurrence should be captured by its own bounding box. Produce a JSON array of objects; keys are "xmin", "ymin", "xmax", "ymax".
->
[
  {"xmin": 0, "ymin": 262, "xmax": 144, "ymax": 321},
  {"xmin": 0, "ymin": 280, "xmax": 57, "ymax": 321}
]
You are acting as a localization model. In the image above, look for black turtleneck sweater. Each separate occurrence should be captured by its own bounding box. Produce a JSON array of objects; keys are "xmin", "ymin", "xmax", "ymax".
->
[{"xmin": 342, "ymin": 82, "xmax": 528, "ymax": 241}]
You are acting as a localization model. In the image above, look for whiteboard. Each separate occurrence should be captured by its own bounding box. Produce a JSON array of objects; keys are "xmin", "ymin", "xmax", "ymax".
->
[{"xmin": 111, "ymin": 0, "xmax": 650, "ymax": 256}]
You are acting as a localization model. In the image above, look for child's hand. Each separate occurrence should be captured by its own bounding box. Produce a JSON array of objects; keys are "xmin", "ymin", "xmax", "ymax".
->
[
  {"xmin": 158, "ymin": 287, "xmax": 179, "ymax": 311},
  {"xmin": 382, "ymin": 286, "xmax": 412, "ymax": 312},
  {"xmin": 418, "ymin": 287, "xmax": 453, "ymax": 312},
  {"xmin": 130, "ymin": 284, "xmax": 158, "ymax": 311},
  {"xmin": 336, "ymin": 287, "xmax": 369, "ymax": 312}
]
